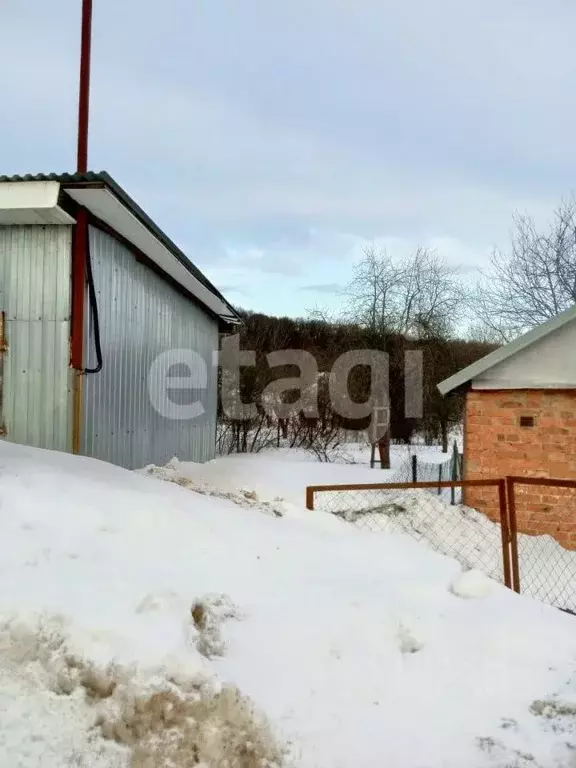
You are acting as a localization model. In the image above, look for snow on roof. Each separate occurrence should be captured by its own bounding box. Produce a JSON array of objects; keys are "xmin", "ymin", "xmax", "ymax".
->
[{"xmin": 438, "ymin": 303, "xmax": 576, "ymax": 395}]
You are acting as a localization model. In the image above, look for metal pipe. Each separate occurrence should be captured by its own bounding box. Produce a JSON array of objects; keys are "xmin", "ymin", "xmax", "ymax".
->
[
  {"xmin": 71, "ymin": 0, "xmax": 93, "ymax": 452},
  {"xmin": 498, "ymin": 479, "xmax": 512, "ymax": 590},
  {"xmin": 506, "ymin": 477, "xmax": 521, "ymax": 594},
  {"xmin": 506, "ymin": 476, "xmax": 576, "ymax": 489},
  {"xmin": 305, "ymin": 478, "xmax": 504, "ymax": 494},
  {"xmin": 306, "ymin": 487, "xmax": 314, "ymax": 511},
  {"xmin": 71, "ymin": 209, "xmax": 88, "ymax": 453},
  {"xmin": 77, "ymin": 0, "xmax": 93, "ymax": 173}
]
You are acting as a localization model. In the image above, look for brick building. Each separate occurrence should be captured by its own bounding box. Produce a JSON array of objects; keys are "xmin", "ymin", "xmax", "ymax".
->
[{"xmin": 438, "ymin": 306, "xmax": 576, "ymax": 549}]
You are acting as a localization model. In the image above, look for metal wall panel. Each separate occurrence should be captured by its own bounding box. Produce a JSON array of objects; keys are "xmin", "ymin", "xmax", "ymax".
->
[
  {"xmin": 0, "ymin": 226, "xmax": 72, "ymax": 451},
  {"xmin": 82, "ymin": 226, "xmax": 219, "ymax": 469}
]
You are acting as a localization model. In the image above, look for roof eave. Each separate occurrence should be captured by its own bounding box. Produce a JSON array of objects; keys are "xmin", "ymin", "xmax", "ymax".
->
[
  {"xmin": 0, "ymin": 171, "xmax": 240, "ymax": 322},
  {"xmin": 63, "ymin": 172, "xmax": 239, "ymax": 321},
  {"xmin": 437, "ymin": 303, "xmax": 576, "ymax": 396}
]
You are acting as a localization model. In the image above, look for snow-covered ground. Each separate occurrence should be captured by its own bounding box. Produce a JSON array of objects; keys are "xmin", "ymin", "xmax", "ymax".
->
[
  {"xmin": 174, "ymin": 449, "xmax": 576, "ymax": 613},
  {"xmin": 216, "ymin": 437, "xmax": 462, "ymax": 503},
  {"xmin": 178, "ymin": 442, "xmax": 453, "ymax": 500},
  {"xmin": 1, "ymin": 442, "xmax": 576, "ymax": 767},
  {"xmin": 249, "ymin": 439, "xmax": 456, "ymax": 472}
]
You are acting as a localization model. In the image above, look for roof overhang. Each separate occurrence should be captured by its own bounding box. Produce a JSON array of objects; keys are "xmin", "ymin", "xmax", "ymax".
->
[
  {"xmin": 63, "ymin": 184, "xmax": 236, "ymax": 321},
  {"xmin": 0, "ymin": 172, "xmax": 240, "ymax": 325},
  {"xmin": 0, "ymin": 181, "xmax": 75, "ymax": 225},
  {"xmin": 438, "ymin": 303, "xmax": 576, "ymax": 396}
]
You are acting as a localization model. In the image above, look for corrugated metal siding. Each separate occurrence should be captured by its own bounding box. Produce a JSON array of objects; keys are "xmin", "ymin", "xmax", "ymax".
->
[
  {"xmin": 0, "ymin": 226, "xmax": 72, "ymax": 450},
  {"xmin": 82, "ymin": 226, "xmax": 219, "ymax": 469}
]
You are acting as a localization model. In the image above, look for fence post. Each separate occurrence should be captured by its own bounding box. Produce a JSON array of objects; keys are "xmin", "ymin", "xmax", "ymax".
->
[
  {"xmin": 411, "ymin": 454, "xmax": 417, "ymax": 483},
  {"xmin": 498, "ymin": 479, "xmax": 512, "ymax": 590},
  {"xmin": 437, "ymin": 464, "xmax": 442, "ymax": 495},
  {"xmin": 505, "ymin": 477, "xmax": 521, "ymax": 593},
  {"xmin": 450, "ymin": 441, "xmax": 459, "ymax": 505},
  {"xmin": 305, "ymin": 487, "xmax": 314, "ymax": 511}
]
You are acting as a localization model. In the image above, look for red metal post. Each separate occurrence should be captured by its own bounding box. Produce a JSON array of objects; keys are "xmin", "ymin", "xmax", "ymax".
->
[
  {"xmin": 506, "ymin": 477, "xmax": 521, "ymax": 594},
  {"xmin": 71, "ymin": 0, "xmax": 93, "ymax": 453},
  {"xmin": 77, "ymin": 0, "xmax": 93, "ymax": 173},
  {"xmin": 72, "ymin": 0, "xmax": 92, "ymax": 358},
  {"xmin": 498, "ymin": 479, "xmax": 512, "ymax": 590},
  {"xmin": 305, "ymin": 487, "xmax": 314, "ymax": 511}
]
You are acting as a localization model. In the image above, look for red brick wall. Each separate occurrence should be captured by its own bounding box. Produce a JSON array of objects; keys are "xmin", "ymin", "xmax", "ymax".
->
[{"xmin": 464, "ymin": 389, "xmax": 576, "ymax": 549}]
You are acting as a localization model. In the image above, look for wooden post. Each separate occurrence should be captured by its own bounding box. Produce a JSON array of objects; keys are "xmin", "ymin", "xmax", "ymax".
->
[
  {"xmin": 371, "ymin": 402, "xmax": 390, "ymax": 469},
  {"xmin": 411, "ymin": 454, "xmax": 417, "ymax": 483},
  {"xmin": 437, "ymin": 464, "xmax": 442, "ymax": 495},
  {"xmin": 378, "ymin": 436, "xmax": 390, "ymax": 469}
]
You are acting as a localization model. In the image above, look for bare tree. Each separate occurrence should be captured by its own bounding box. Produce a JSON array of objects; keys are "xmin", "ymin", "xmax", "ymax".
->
[
  {"xmin": 344, "ymin": 246, "xmax": 404, "ymax": 335},
  {"xmin": 305, "ymin": 305, "xmax": 343, "ymax": 325},
  {"xmin": 473, "ymin": 201, "xmax": 576, "ymax": 342},
  {"xmin": 345, "ymin": 245, "xmax": 464, "ymax": 338}
]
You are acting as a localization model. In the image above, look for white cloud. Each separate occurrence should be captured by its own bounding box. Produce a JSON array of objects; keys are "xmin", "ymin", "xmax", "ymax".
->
[{"xmin": 1, "ymin": 0, "xmax": 575, "ymax": 316}]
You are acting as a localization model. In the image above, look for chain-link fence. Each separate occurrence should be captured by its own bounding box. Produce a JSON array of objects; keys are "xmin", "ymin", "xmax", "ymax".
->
[
  {"xmin": 507, "ymin": 477, "xmax": 576, "ymax": 614},
  {"xmin": 390, "ymin": 451, "xmax": 461, "ymax": 504},
  {"xmin": 306, "ymin": 479, "xmax": 511, "ymax": 588}
]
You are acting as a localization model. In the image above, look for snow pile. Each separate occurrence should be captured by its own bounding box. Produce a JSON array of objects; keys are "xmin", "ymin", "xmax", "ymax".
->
[
  {"xmin": 450, "ymin": 568, "xmax": 495, "ymax": 599},
  {"xmin": 329, "ymin": 488, "xmax": 576, "ymax": 612},
  {"xmin": 329, "ymin": 488, "xmax": 506, "ymax": 581},
  {"xmin": 138, "ymin": 457, "xmax": 286, "ymax": 518},
  {"xmin": 173, "ymin": 449, "xmax": 401, "ymax": 504},
  {"xmin": 174, "ymin": 453, "xmax": 576, "ymax": 612},
  {"xmin": 0, "ymin": 616, "xmax": 127, "ymax": 768},
  {"xmin": 0, "ymin": 612, "xmax": 282, "ymax": 768},
  {"xmin": 1, "ymin": 443, "xmax": 576, "ymax": 767}
]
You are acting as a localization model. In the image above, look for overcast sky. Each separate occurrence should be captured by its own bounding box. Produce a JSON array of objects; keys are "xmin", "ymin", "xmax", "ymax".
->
[{"xmin": 2, "ymin": 0, "xmax": 576, "ymax": 317}]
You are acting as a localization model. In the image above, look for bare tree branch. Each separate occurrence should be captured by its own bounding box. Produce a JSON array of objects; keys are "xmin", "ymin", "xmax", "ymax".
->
[
  {"xmin": 344, "ymin": 244, "xmax": 465, "ymax": 338},
  {"xmin": 473, "ymin": 201, "xmax": 576, "ymax": 341}
]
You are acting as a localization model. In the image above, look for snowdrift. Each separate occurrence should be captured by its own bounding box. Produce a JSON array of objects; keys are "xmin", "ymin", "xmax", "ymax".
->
[{"xmin": 0, "ymin": 443, "xmax": 575, "ymax": 767}]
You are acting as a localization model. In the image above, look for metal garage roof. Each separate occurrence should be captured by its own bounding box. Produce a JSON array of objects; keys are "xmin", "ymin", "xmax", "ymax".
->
[{"xmin": 0, "ymin": 172, "xmax": 239, "ymax": 324}]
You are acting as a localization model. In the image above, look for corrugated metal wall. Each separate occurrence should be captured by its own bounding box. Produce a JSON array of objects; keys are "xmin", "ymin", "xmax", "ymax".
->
[
  {"xmin": 82, "ymin": 226, "xmax": 219, "ymax": 469},
  {"xmin": 0, "ymin": 226, "xmax": 72, "ymax": 450}
]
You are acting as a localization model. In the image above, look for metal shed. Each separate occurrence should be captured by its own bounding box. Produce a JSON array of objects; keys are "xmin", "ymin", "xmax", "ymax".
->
[{"xmin": 0, "ymin": 171, "xmax": 238, "ymax": 469}]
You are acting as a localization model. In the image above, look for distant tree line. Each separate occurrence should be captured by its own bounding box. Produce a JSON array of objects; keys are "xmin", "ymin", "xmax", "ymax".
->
[
  {"xmin": 218, "ymin": 308, "xmax": 494, "ymax": 458},
  {"xmin": 218, "ymin": 197, "xmax": 576, "ymax": 459}
]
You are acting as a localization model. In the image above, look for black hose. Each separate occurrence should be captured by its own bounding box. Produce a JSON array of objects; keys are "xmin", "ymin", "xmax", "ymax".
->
[{"xmin": 83, "ymin": 229, "xmax": 103, "ymax": 374}]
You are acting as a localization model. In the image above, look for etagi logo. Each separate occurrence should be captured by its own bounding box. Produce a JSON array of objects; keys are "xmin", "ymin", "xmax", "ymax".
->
[{"xmin": 148, "ymin": 335, "xmax": 423, "ymax": 430}]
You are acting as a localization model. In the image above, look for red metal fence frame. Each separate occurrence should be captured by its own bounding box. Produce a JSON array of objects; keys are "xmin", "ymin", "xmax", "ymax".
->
[
  {"xmin": 306, "ymin": 478, "xmax": 512, "ymax": 590},
  {"xmin": 506, "ymin": 476, "xmax": 576, "ymax": 595}
]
